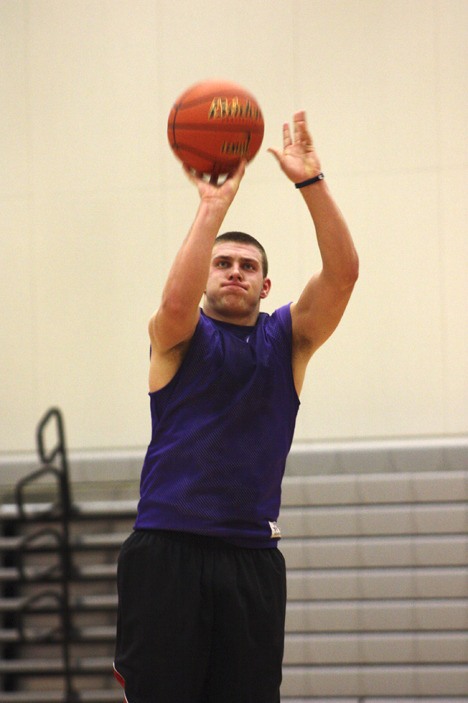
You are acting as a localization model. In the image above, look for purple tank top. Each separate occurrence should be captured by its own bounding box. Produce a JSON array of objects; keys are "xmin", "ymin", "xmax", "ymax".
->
[{"xmin": 134, "ymin": 304, "xmax": 300, "ymax": 548}]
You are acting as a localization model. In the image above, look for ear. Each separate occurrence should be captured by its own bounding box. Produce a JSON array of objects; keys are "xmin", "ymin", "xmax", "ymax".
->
[{"xmin": 260, "ymin": 277, "xmax": 271, "ymax": 299}]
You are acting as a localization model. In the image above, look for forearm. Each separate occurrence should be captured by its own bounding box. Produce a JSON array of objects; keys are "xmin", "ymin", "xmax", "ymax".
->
[
  {"xmin": 158, "ymin": 161, "xmax": 246, "ymax": 320},
  {"xmin": 160, "ymin": 198, "xmax": 228, "ymax": 314},
  {"xmin": 300, "ymin": 179, "xmax": 359, "ymax": 287},
  {"xmin": 149, "ymin": 197, "xmax": 229, "ymax": 350}
]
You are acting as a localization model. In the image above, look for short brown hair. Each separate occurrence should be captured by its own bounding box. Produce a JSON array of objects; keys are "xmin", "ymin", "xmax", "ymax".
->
[{"xmin": 215, "ymin": 231, "xmax": 268, "ymax": 277}]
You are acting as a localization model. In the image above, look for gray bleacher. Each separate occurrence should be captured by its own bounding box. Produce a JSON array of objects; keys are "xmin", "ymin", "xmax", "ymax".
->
[{"xmin": 0, "ymin": 409, "xmax": 467, "ymax": 701}]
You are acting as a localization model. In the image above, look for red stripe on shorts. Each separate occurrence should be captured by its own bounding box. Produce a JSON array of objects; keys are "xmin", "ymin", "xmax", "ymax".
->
[{"xmin": 113, "ymin": 662, "xmax": 126, "ymax": 689}]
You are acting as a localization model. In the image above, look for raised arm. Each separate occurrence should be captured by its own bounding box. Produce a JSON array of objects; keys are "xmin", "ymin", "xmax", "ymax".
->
[
  {"xmin": 148, "ymin": 162, "xmax": 246, "ymax": 391},
  {"xmin": 269, "ymin": 112, "xmax": 359, "ymax": 392}
]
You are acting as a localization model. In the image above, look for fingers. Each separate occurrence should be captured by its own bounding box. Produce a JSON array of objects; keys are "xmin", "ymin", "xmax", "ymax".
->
[
  {"xmin": 293, "ymin": 110, "xmax": 312, "ymax": 146},
  {"xmin": 230, "ymin": 158, "xmax": 247, "ymax": 179},
  {"xmin": 268, "ymin": 110, "xmax": 310, "ymax": 160},
  {"xmin": 183, "ymin": 163, "xmax": 206, "ymax": 180},
  {"xmin": 221, "ymin": 159, "xmax": 246, "ymax": 188},
  {"xmin": 294, "ymin": 109, "xmax": 307, "ymax": 124},
  {"xmin": 183, "ymin": 161, "xmax": 246, "ymax": 188},
  {"xmin": 182, "ymin": 164, "xmax": 200, "ymax": 186},
  {"xmin": 283, "ymin": 121, "xmax": 292, "ymax": 148},
  {"xmin": 267, "ymin": 146, "xmax": 281, "ymax": 163}
]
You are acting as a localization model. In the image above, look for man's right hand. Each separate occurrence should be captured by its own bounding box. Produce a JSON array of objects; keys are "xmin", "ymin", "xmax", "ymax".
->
[{"xmin": 184, "ymin": 159, "xmax": 247, "ymax": 206}]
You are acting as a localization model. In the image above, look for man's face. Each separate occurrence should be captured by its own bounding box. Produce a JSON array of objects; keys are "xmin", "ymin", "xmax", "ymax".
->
[{"xmin": 203, "ymin": 241, "xmax": 271, "ymax": 323}]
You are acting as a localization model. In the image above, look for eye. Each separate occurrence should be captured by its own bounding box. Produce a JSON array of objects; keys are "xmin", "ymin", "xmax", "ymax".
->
[
  {"xmin": 243, "ymin": 262, "xmax": 255, "ymax": 271},
  {"xmin": 216, "ymin": 260, "xmax": 229, "ymax": 268}
]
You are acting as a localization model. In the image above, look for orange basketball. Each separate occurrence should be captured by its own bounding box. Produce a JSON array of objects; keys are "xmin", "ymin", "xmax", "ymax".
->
[{"xmin": 167, "ymin": 80, "xmax": 264, "ymax": 177}]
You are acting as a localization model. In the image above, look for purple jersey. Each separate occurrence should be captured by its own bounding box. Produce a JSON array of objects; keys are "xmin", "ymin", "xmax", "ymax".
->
[{"xmin": 134, "ymin": 304, "xmax": 300, "ymax": 548}]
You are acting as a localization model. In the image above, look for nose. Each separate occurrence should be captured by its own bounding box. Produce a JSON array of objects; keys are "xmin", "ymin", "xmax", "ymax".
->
[{"xmin": 229, "ymin": 264, "xmax": 243, "ymax": 280}]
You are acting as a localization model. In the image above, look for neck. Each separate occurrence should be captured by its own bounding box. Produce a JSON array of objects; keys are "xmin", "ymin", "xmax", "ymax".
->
[{"xmin": 202, "ymin": 303, "xmax": 260, "ymax": 327}]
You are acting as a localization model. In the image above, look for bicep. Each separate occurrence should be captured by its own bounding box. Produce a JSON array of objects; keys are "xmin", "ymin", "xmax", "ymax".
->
[
  {"xmin": 148, "ymin": 305, "xmax": 200, "ymax": 355},
  {"xmin": 147, "ymin": 307, "xmax": 199, "ymax": 392},
  {"xmin": 291, "ymin": 272, "xmax": 356, "ymax": 357}
]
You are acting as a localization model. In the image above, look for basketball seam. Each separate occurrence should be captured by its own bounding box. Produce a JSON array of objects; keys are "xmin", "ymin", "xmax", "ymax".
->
[{"xmin": 169, "ymin": 123, "xmax": 264, "ymax": 134}]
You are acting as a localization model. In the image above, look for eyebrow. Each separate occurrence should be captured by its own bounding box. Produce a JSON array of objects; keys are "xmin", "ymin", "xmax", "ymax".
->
[{"xmin": 212, "ymin": 254, "xmax": 260, "ymax": 265}]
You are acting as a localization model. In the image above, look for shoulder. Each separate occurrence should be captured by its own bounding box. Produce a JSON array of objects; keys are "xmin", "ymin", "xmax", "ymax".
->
[
  {"xmin": 149, "ymin": 310, "xmax": 214, "ymax": 393},
  {"xmin": 258, "ymin": 304, "xmax": 294, "ymax": 342}
]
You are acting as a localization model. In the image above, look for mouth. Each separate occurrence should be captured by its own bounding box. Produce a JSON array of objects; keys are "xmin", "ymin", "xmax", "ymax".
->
[{"xmin": 222, "ymin": 282, "xmax": 246, "ymax": 291}]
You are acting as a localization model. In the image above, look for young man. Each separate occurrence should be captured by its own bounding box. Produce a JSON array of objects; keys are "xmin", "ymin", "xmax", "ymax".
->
[{"xmin": 114, "ymin": 111, "xmax": 358, "ymax": 703}]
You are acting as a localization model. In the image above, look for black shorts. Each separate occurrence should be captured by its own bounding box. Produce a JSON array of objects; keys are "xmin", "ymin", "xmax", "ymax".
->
[{"xmin": 113, "ymin": 529, "xmax": 287, "ymax": 703}]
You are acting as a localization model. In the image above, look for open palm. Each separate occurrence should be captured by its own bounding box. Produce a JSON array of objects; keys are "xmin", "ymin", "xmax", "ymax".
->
[{"xmin": 269, "ymin": 111, "xmax": 322, "ymax": 184}]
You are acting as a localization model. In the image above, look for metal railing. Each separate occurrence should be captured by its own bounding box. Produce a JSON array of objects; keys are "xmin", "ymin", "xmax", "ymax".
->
[{"xmin": 12, "ymin": 408, "xmax": 77, "ymax": 702}]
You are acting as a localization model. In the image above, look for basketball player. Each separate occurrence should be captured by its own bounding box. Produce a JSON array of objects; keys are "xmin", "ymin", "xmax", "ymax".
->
[{"xmin": 114, "ymin": 111, "xmax": 358, "ymax": 702}]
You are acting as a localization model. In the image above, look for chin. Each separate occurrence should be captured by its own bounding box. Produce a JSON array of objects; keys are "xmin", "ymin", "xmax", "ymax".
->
[{"xmin": 218, "ymin": 300, "xmax": 248, "ymax": 317}]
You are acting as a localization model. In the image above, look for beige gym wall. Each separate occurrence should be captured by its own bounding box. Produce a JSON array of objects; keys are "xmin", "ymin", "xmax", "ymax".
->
[{"xmin": 1, "ymin": 0, "xmax": 467, "ymax": 454}]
